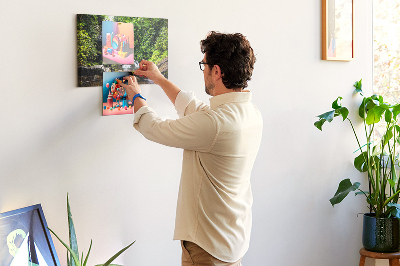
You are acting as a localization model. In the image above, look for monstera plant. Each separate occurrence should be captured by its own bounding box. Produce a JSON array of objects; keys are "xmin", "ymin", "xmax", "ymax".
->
[
  {"xmin": 315, "ymin": 79, "xmax": 400, "ymax": 218},
  {"xmin": 48, "ymin": 194, "xmax": 135, "ymax": 266}
]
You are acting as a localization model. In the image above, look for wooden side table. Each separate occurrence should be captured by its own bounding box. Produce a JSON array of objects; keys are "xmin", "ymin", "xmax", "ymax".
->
[{"xmin": 359, "ymin": 247, "xmax": 400, "ymax": 266}]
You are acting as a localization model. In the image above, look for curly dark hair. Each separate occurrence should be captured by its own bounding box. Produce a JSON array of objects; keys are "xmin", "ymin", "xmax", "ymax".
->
[{"xmin": 200, "ymin": 31, "xmax": 256, "ymax": 89}]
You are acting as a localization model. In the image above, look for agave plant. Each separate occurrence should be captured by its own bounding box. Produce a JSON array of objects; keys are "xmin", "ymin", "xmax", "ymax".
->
[
  {"xmin": 48, "ymin": 194, "xmax": 135, "ymax": 266},
  {"xmin": 315, "ymin": 79, "xmax": 400, "ymax": 218}
]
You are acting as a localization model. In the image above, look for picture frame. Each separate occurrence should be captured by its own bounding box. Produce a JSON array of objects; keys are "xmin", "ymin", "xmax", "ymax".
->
[
  {"xmin": 322, "ymin": 0, "xmax": 354, "ymax": 61},
  {"xmin": 0, "ymin": 204, "xmax": 60, "ymax": 266}
]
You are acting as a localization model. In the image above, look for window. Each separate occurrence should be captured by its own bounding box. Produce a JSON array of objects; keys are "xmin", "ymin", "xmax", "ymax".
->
[
  {"xmin": 373, "ymin": 0, "xmax": 400, "ymax": 104},
  {"xmin": 373, "ymin": 1, "xmax": 400, "ymax": 157}
]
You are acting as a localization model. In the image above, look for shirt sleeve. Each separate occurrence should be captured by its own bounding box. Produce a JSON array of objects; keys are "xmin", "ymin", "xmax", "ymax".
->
[
  {"xmin": 133, "ymin": 106, "xmax": 218, "ymax": 151},
  {"xmin": 175, "ymin": 90, "xmax": 210, "ymax": 118}
]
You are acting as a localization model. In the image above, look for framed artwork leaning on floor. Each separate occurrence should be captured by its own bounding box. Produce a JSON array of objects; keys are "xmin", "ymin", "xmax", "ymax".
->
[{"xmin": 0, "ymin": 204, "xmax": 60, "ymax": 266}]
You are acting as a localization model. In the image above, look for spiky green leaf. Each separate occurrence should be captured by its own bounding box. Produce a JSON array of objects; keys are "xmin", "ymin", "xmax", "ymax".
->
[
  {"xmin": 48, "ymin": 227, "xmax": 81, "ymax": 266},
  {"xmin": 101, "ymin": 241, "xmax": 136, "ymax": 266},
  {"xmin": 67, "ymin": 194, "xmax": 79, "ymax": 266},
  {"xmin": 83, "ymin": 240, "xmax": 92, "ymax": 266},
  {"xmin": 95, "ymin": 264, "xmax": 123, "ymax": 266}
]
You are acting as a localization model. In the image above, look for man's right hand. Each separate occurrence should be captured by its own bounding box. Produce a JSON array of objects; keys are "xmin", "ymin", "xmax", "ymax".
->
[
  {"xmin": 134, "ymin": 59, "xmax": 181, "ymax": 105},
  {"xmin": 134, "ymin": 60, "xmax": 165, "ymax": 84}
]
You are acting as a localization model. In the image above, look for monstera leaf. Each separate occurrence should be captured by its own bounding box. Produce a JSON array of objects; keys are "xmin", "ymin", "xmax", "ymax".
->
[{"xmin": 330, "ymin": 179, "xmax": 360, "ymax": 207}]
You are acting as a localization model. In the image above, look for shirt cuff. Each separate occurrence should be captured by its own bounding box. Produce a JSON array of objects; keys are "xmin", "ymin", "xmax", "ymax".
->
[
  {"xmin": 133, "ymin": 106, "xmax": 155, "ymax": 125},
  {"xmin": 175, "ymin": 90, "xmax": 195, "ymax": 118}
]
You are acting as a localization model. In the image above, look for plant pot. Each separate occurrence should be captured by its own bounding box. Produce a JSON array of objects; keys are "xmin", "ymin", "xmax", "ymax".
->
[{"xmin": 362, "ymin": 213, "xmax": 400, "ymax": 253}]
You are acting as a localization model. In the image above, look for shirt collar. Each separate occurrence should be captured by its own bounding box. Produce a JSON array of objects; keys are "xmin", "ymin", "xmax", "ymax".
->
[{"xmin": 209, "ymin": 91, "xmax": 252, "ymax": 109}]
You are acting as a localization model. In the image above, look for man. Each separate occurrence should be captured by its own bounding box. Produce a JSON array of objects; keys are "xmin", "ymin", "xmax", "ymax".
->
[{"xmin": 120, "ymin": 31, "xmax": 263, "ymax": 265}]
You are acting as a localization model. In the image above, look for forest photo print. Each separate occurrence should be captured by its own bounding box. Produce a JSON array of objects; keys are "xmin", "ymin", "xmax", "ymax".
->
[{"xmin": 77, "ymin": 14, "xmax": 168, "ymax": 87}]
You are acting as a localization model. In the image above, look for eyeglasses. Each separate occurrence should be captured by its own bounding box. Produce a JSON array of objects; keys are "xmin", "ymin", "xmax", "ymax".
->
[{"xmin": 199, "ymin": 61, "xmax": 212, "ymax": 71}]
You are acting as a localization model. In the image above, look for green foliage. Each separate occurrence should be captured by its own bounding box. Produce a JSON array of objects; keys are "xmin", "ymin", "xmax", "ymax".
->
[
  {"xmin": 329, "ymin": 179, "xmax": 361, "ymax": 206},
  {"xmin": 67, "ymin": 193, "xmax": 79, "ymax": 266},
  {"xmin": 354, "ymin": 79, "xmax": 363, "ymax": 95},
  {"xmin": 314, "ymin": 97, "xmax": 349, "ymax": 130},
  {"xmin": 49, "ymin": 194, "xmax": 135, "ymax": 266},
  {"xmin": 315, "ymin": 79, "xmax": 400, "ymax": 218},
  {"xmin": 77, "ymin": 28, "xmax": 98, "ymax": 66},
  {"xmin": 77, "ymin": 15, "xmax": 105, "ymax": 66}
]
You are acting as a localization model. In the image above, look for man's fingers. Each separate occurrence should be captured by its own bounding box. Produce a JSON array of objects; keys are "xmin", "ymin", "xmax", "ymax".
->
[
  {"xmin": 130, "ymin": 75, "xmax": 137, "ymax": 83},
  {"xmin": 140, "ymin": 59, "xmax": 149, "ymax": 67},
  {"xmin": 134, "ymin": 69, "xmax": 146, "ymax": 77},
  {"xmin": 118, "ymin": 81, "xmax": 127, "ymax": 89},
  {"xmin": 122, "ymin": 75, "xmax": 137, "ymax": 85}
]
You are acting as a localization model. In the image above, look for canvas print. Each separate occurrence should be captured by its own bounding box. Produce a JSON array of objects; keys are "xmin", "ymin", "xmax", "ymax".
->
[
  {"xmin": 102, "ymin": 72, "xmax": 133, "ymax": 116},
  {"xmin": 102, "ymin": 21, "xmax": 134, "ymax": 65},
  {"xmin": 0, "ymin": 204, "xmax": 60, "ymax": 266},
  {"xmin": 77, "ymin": 14, "xmax": 168, "ymax": 87}
]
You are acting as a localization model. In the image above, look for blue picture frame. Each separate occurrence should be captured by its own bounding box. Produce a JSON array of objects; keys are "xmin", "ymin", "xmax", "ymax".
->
[{"xmin": 0, "ymin": 204, "xmax": 60, "ymax": 266}]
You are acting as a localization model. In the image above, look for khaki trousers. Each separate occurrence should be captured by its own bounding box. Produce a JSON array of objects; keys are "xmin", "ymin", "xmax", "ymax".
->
[{"xmin": 181, "ymin": 241, "xmax": 243, "ymax": 266}]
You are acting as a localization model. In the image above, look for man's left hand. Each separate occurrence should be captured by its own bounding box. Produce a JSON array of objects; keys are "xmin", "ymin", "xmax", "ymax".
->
[{"xmin": 120, "ymin": 75, "xmax": 141, "ymax": 101}]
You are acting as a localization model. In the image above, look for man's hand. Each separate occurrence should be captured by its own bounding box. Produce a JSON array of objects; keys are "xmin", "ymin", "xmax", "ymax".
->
[
  {"xmin": 120, "ymin": 75, "xmax": 141, "ymax": 101},
  {"xmin": 134, "ymin": 60, "xmax": 165, "ymax": 84},
  {"xmin": 134, "ymin": 59, "xmax": 181, "ymax": 105},
  {"xmin": 118, "ymin": 75, "xmax": 147, "ymax": 113}
]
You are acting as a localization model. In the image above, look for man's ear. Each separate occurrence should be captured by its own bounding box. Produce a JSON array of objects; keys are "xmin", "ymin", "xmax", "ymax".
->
[{"xmin": 212, "ymin": 65, "xmax": 223, "ymax": 81}]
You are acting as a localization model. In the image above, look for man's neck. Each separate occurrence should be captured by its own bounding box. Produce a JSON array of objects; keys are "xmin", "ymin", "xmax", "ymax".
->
[{"xmin": 212, "ymin": 85, "xmax": 243, "ymax": 96}]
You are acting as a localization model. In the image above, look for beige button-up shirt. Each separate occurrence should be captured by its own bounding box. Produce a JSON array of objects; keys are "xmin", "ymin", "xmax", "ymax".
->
[{"xmin": 133, "ymin": 90, "xmax": 263, "ymax": 262}]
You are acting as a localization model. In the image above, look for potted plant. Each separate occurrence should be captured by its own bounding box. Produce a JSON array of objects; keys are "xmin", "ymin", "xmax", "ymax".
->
[
  {"xmin": 315, "ymin": 79, "xmax": 400, "ymax": 252},
  {"xmin": 48, "ymin": 194, "xmax": 135, "ymax": 266}
]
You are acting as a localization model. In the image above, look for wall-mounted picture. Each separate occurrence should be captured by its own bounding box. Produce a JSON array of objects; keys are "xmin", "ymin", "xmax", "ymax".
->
[
  {"xmin": 77, "ymin": 14, "xmax": 168, "ymax": 87},
  {"xmin": 102, "ymin": 72, "xmax": 133, "ymax": 116},
  {"xmin": 0, "ymin": 204, "xmax": 60, "ymax": 266},
  {"xmin": 102, "ymin": 21, "xmax": 134, "ymax": 65},
  {"xmin": 322, "ymin": 0, "xmax": 354, "ymax": 61}
]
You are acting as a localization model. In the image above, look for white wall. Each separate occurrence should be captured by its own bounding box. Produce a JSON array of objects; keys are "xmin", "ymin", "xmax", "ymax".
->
[{"xmin": 0, "ymin": 0, "xmax": 375, "ymax": 265}]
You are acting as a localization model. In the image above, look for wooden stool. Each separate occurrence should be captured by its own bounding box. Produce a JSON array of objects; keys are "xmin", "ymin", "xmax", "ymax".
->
[{"xmin": 359, "ymin": 247, "xmax": 400, "ymax": 266}]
